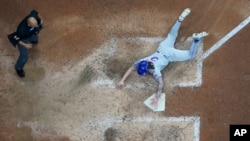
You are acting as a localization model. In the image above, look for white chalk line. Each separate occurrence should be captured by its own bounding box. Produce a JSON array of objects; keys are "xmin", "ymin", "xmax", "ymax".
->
[
  {"xmin": 91, "ymin": 79, "xmax": 151, "ymax": 89},
  {"xmin": 202, "ymin": 16, "xmax": 250, "ymax": 59},
  {"xmin": 95, "ymin": 116, "xmax": 200, "ymax": 141},
  {"xmin": 172, "ymin": 46, "xmax": 203, "ymax": 88}
]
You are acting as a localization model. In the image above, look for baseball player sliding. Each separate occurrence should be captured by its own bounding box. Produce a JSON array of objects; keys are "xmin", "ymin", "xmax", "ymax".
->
[{"xmin": 116, "ymin": 8, "xmax": 209, "ymax": 105}]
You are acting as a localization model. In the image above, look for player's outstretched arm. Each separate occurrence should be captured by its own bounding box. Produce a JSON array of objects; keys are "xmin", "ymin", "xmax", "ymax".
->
[
  {"xmin": 151, "ymin": 76, "xmax": 164, "ymax": 105},
  {"xmin": 116, "ymin": 66, "xmax": 135, "ymax": 89},
  {"xmin": 156, "ymin": 77, "xmax": 164, "ymax": 99}
]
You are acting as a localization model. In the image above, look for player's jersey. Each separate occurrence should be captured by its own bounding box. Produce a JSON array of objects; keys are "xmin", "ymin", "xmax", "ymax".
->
[{"xmin": 133, "ymin": 51, "xmax": 170, "ymax": 80}]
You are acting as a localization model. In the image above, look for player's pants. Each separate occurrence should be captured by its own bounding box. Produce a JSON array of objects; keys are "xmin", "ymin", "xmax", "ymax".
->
[
  {"xmin": 157, "ymin": 20, "xmax": 200, "ymax": 62},
  {"xmin": 15, "ymin": 34, "xmax": 38, "ymax": 71}
]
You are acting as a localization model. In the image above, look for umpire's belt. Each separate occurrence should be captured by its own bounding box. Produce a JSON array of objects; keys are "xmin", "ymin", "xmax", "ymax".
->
[{"xmin": 156, "ymin": 51, "xmax": 168, "ymax": 59}]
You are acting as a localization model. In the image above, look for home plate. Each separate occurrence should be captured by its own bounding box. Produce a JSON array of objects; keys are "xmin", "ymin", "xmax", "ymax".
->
[{"xmin": 144, "ymin": 93, "xmax": 166, "ymax": 112}]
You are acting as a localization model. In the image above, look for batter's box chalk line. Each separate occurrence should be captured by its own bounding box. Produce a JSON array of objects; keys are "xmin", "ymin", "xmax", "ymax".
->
[{"xmin": 94, "ymin": 116, "xmax": 200, "ymax": 141}]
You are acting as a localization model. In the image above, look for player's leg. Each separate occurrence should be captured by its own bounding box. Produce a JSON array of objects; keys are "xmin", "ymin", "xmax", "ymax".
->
[
  {"xmin": 169, "ymin": 49, "xmax": 192, "ymax": 62},
  {"xmin": 167, "ymin": 43, "xmax": 199, "ymax": 62},
  {"xmin": 170, "ymin": 32, "xmax": 209, "ymax": 62},
  {"xmin": 159, "ymin": 21, "xmax": 182, "ymax": 48},
  {"xmin": 167, "ymin": 8, "xmax": 191, "ymax": 45},
  {"xmin": 189, "ymin": 31, "xmax": 209, "ymax": 57},
  {"xmin": 188, "ymin": 40, "xmax": 200, "ymax": 59},
  {"xmin": 158, "ymin": 8, "xmax": 191, "ymax": 50}
]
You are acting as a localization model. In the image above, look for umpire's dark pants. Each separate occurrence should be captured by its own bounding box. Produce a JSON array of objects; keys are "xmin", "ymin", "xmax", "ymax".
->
[{"xmin": 15, "ymin": 34, "xmax": 38, "ymax": 71}]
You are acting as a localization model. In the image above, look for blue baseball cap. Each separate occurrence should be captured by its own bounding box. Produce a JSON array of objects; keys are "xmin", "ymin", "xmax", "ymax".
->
[{"xmin": 137, "ymin": 60, "xmax": 148, "ymax": 76}]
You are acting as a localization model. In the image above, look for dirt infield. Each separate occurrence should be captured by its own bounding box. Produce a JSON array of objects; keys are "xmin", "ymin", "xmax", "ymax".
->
[{"xmin": 0, "ymin": 0, "xmax": 249, "ymax": 141}]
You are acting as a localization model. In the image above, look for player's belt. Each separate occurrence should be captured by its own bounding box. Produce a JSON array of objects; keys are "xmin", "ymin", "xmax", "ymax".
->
[{"xmin": 156, "ymin": 51, "xmax": 168, "ymax": 59}]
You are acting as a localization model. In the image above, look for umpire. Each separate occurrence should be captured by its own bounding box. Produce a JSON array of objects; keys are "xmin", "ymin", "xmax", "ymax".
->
[{"xmin": 8, "ymin": 10, "xmax": 43, "ymax": 77}]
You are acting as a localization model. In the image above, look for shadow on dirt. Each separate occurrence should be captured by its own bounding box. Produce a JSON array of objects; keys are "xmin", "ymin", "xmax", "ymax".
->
[
  {"xmin": 103, "ymin": 58, "xmax": 132, "ymax": 79},
  {"xmin": 78, "ymin": 65, "xmax": 97, "ymax": 85},
  {"xmin": 104, "ymin": 127, "xmax": 121, "ymax": 141}
]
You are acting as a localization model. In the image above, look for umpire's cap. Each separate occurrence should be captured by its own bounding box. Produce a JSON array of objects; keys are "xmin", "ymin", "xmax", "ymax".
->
[{"xmin": 137, "ymin": 60, "xmax": 148, "ymax": 76}]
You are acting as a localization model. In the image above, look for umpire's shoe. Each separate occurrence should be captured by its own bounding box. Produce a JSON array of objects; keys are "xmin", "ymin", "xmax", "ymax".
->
[{"xmin": 15, "ymin": 68, "xmax": 25, "ymax": 77}]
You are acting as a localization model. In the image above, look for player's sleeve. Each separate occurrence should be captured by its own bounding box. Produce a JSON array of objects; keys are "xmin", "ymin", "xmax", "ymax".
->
[{"xmin": 153, "ymin": 69, "xmax": 162, "ymax": 80}]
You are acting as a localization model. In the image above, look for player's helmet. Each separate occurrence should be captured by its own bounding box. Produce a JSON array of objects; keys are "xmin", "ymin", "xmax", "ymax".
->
[{"xmin": 137, "ymin": 60, "xmax": 148, "ymax": 76}]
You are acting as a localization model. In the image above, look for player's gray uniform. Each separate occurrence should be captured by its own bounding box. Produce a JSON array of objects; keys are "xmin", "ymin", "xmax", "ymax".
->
[{"xmin": 134, "ymin": 20, "xmax": 200, "ymax": 80}]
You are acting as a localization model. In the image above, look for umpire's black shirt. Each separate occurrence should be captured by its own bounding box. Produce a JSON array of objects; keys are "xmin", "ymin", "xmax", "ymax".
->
[{"xmin": 16, "ymin": 10, "xmax": 42, "ymax": 40}]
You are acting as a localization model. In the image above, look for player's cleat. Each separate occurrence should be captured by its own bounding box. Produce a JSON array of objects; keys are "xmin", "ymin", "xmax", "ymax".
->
[
  {"xmin": 178, "ymin": 8, "xmax": 191, "ymax": 22},
  {"xmin": 192, "ymin": 31, "xmax": 209, "ymax": 39}
]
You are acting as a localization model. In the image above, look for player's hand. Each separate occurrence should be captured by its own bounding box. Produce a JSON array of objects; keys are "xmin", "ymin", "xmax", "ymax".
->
[
  {"xmin": 150, "ymin": 97, "xmax": 159, "ymax": 106},
  {"xmin": 116, "ymin": 81, "xmax": 124, "ymax": 89}
]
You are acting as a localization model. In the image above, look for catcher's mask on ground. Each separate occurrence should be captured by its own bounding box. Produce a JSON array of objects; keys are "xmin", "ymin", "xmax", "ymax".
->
[{"xmin": 137, "ymin": 60, "xmax": 148, "ymax": 76}]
